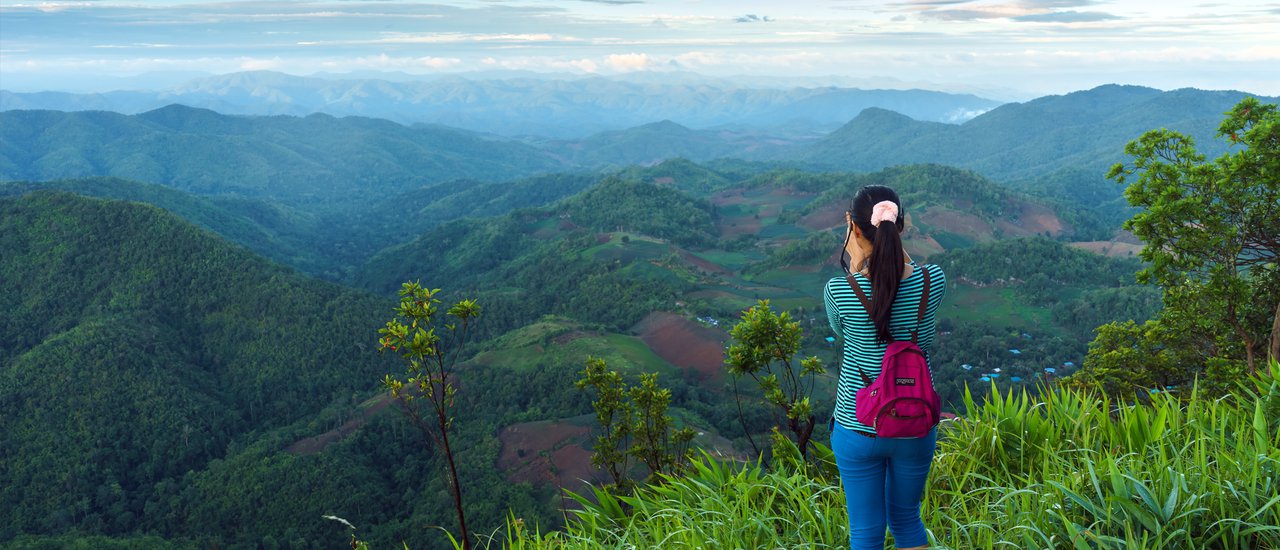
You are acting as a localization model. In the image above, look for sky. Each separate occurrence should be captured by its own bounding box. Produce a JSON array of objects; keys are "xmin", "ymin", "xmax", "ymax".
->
[{"xmin": 1, "ymin": 0, "xmax": 1278, "ymax": 98}]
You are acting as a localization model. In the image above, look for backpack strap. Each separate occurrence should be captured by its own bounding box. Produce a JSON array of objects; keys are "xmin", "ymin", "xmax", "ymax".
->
[
  {"xmin": 844, "ymin": 273, "xmax": 874, "ymax": 386},
  {"xmin": 845, "ymin": 272, "xmax": 873, "ymax": 316},
  {"xmin": 844, "ymin": 267, "xmax": 933, "ymax": 379},
  {"xmin": 910, "ymin": 268, "xmax": 932, "ymax": 344}
]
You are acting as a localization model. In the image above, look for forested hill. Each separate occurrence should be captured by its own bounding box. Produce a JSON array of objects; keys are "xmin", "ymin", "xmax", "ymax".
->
[
  {"xmin": 791, "ymin": 85, "xmax": 1265, "ymax": 180},
  {"xmin": 0, "ymin": 191, "xmax": 396, "ymax": 540},
  {"xmin": 0, "ymin": 105, "xmax": 565, "ymax": 207}
]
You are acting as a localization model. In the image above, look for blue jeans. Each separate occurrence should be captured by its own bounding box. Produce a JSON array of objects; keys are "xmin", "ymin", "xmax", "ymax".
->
[{"xmin": 830, "ymin": 422, "xmax": 937, "ymax": 549}]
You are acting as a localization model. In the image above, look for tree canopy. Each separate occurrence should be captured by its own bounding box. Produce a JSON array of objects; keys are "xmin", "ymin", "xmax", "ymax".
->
[{"xmin": 1083, "ymin": 97, "xmax": 1279, "ymax": 391}]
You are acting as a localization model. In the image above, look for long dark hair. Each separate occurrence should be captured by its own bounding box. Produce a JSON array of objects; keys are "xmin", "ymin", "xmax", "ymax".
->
[{"xmin": 848, "ymin": 185, "xmax": 906, "ymax": 343}]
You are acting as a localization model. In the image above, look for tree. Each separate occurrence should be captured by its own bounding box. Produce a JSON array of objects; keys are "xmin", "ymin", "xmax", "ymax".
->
[
  {"xmin": 1104, "ymin": 97, "xmax": 1279, "ymax": 377},
  {"xmin": 576, "ymin": 357, "xmax": 633, "ymax": 490},
  {"xmin": 379, "ymin": 281, "xmax": 480, "ymax": 550},
  {"xmin": 576, "ymin": 357, "xmax": 695, "ymax": 491},
  {"xmin": 725, "ymin": 300, "xmax": 825, "ymax": 459},
  {"xmin": 1072, "ymin": 320, "xmax": 1200, "ymax": 396}
]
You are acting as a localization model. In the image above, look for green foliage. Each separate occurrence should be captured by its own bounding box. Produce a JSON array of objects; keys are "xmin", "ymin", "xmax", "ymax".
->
[
  {"xmin": 1073, "ymin": 320, "xmax": 1201, "ymax": 396},
  {"xmin": 576, "ymin": 357, "xmax": 695, "ymax": 489},
  {"xmin": 556, "ymin": 451, "xmax": 847, "ymax": 549},
  {"xmin": 0, "ymin": 192, "xmax": 396, "ymax": 543},
  {"xmin": 380, "ymin": 281, "xmax": 481, "ymax": 550},
  {"xmin": 933, "ymin": 237, "xmax": 1145, "ymax": 301},
  {"xmin": 1100, "ymin": 97, "xmax": 1279, "ymax": 377},
  {"xmin": 725, "ymin": 300, "xmax": 825, "ymax": 458},
  {"xmin": 576, "ymin": 357, "xmax": 634, "ymax": 490},
  {"xmin": 510, "ymin": 363, "xmax": 1280, "ymax": 549},
  {"xmin": 560, "ymin": 176, "xmax": 719, "ymax": 247},
  {"xmin": 747, "ymin": 231, "xmax": 837, "ymax": 274}
]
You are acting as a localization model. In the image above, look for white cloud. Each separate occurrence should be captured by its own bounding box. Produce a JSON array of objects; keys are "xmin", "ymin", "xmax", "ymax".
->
[
  {"xmin": 338, "ymin": 53, "xmax": 463, "ymax": 71},
  {"xmin": 240, "ymin": 57, "xmax": 283, "ymax": 71},
  {"xmin": 298, "ymin": 32, "xmax": 569, "ymax": 47},
  {"xmin": 570, "ymin": 58, "xmax": 600, "ymax": 72},
  {"xmin": 604, "ymin": 52, "xmax": 655, "ymax": 71}
]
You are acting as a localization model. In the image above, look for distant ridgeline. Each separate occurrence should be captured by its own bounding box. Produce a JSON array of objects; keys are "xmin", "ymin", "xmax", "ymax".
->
[
  {"xmin": 1, "ymin": 84, "xmax": 1269, "ymax": 233},
  {"xmin": 0, "ymin": 84, "xmax": 1257, "ymax": 548},
  {"xmin": 0, "ymin": 70, "xmax": 1004, "ymax": 137}
]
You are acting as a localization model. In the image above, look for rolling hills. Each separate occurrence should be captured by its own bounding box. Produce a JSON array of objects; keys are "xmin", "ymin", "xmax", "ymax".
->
[{"xmin": 0, "ymin": 105, "xmax": 565, "ymax": 208}]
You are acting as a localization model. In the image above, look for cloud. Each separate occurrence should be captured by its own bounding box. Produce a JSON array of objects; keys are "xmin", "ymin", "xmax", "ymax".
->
[
  {"xmin": 886, "ymin": 0, "xmax": 973, "ymax": 7},
  {"xmin": 240, "ymin": 57, "xmax": 284, "ymax": 71},
  {"xmin": 341, "ymin": 53, "xmax": 463, "ymax": 70},
  {"xmin": 1015, "ymin": 0, "xmax": 1098, "ymax": 8},
  {"xmin": 604, "ymin": 53, "xmax": 655, "ymax": 71},
  {"xmin": 298, "ymin": 32, "xmax": 569, "ymax": 47},
  {"xmin": 569, "ymin": 58, "xmax": 599, "ymax": 72},
  {"xmin": 1013, "ymin": 10, "xmax": 1120, "ymax": 22},
  {"xmin": 577, "ymin": 0, "xmax": 644, "ymax": 4},
  {"xmin": 918, "ymin": 8, "xmax": 1006, "ymax": 21},
  {"xmin": 735, "ymin": 14, "xmax": 773, "ymax": 23}
]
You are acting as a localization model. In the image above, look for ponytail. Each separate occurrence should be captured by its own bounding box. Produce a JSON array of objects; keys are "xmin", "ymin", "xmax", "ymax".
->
[
  {"xmin": 847, "ymin": 186, "xmax": 907, "ymax": 344},
  {"xmin": 868, "ymin": 219, "xmax": 904, "ymax": 343}
]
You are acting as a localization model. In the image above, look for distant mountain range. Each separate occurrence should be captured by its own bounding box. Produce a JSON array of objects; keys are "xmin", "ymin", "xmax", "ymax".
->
[
  {"xmin": 792, "ymin": 85, "xmax": 1268, "ymax": 180},
  {"xmin": 3, "ymin": 84, "xmax": 1270, "ymax": 222},
  {"xmin": 0, "ymin": 70, "xmax": 1003, "ymax": 138}
]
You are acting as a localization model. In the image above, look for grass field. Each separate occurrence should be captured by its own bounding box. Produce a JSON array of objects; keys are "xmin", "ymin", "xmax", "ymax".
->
[
  {"xmin": 940, "ymin": 285, "xmax": 1053, "ymax": 329},
  {"xmin": 469, "ymin": 319, "xmax": 680, "ymax": 377}
]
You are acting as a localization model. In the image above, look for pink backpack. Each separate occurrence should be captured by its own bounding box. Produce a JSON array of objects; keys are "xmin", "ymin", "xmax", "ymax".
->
[{"xmin": 847, "ymin": 269, "xmax": 941, "ymax": 438}]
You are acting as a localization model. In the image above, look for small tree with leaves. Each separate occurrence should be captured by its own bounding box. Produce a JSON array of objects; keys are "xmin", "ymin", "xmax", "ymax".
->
[
  {"xmin": 1103, "ymin": 97, "xmax": 1279, "ymax": 381},
  {"xmin": 577, "ymin": 356, "xmax": 695, "ymax": 490},
  {"xmin": 577, "ymin": 357, "xmax": 633, "ymax": 490},
  {"xmin": 725, "ymin": 300, "xmax": 825, "ymax": 459},
  {"xmin": 379, "ymin": 281, "xmax": 480, "ymax": 550}
]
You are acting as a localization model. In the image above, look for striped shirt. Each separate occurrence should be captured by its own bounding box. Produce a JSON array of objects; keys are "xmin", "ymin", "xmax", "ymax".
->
[{"xmin": 824, "ymin": 262, "xmax": 946, "ymax": 434}]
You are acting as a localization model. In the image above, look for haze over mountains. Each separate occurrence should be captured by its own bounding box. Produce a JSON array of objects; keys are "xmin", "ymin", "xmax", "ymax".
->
[
  {"xmin": 3, "ymin": 81, "xmax": 1269, "ymax": 234},
  {"xmin": 0, "ymin": 71, "xmax": 1003, "ymax": 138}
]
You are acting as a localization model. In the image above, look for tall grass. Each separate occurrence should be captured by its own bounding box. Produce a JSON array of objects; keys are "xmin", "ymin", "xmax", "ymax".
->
[{"xmin": 503, "ymin": 360, "xmax": 1280, "ymax": 549}]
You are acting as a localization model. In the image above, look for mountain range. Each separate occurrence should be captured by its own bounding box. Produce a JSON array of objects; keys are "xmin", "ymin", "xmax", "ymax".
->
[
  {"xmin": 0, "ymin": 71, "xmax": 1003, "ymax": 138},
  {"xmin": 4, "ymin": 83, "xmax": 1270, "ymax": 241}
]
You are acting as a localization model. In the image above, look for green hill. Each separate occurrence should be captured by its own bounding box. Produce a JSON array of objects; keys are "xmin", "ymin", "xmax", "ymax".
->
[
  {"xmin": 0, "ymin": 177, "xmax": 325, "ymax": 273},
  {"xmin": 796, "ymin": 85, "xmax": 1262, "ymax": 180},
  {"xmin": 0, "ymin": 191, "xmax": 402, "ymax": 544},
  {"xmin": 0, "ymin": 106, "xmax": 566, "ymax": 208},
  {"xmin": 788, "ymin": 86, "xmax": 1274, "ymax": 228}
]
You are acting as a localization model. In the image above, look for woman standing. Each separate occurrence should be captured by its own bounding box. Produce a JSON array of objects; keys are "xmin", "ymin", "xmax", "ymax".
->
[{"xmin": 823, "ymin": 185, "xmax": 946, "ymax": 550}]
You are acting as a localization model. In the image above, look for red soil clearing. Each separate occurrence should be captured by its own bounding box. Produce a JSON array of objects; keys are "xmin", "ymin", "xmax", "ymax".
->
[
  {"xmin": 496, "ymin": 421, "xmax": 605, "ymax": 491},
  {"xmin": 799, "ymin": 204, "xmax": 845, "ymax": 231},
  {"xmin": 633, "ymin": 312, "xmax": 728, "ymax": 383},
  {"xmin": 924, "ymin": 208, "xmax": 995, "ymax": 241},
  {"xmin": 996, "ymin": 201, "xmax": 1069, "ymax": 237},
  {"xmin": 709, "ymin": 189, "xmax": 750, "ymax": 206}
]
